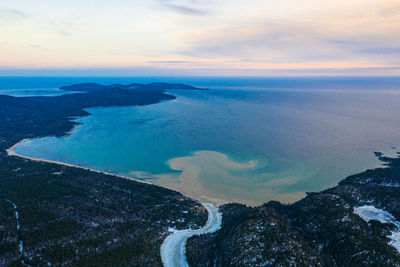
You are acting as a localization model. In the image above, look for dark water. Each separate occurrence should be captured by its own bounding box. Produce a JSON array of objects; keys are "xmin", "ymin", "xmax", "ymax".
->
[{"xmin": 3, "ymin": 76, "xmax": 400, "ymax": 205}]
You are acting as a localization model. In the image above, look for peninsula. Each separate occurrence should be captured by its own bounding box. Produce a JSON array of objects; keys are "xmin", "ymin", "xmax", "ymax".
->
[{"xmin": 0, "ymin": 83, "xmax": 208, "ymax": 266}]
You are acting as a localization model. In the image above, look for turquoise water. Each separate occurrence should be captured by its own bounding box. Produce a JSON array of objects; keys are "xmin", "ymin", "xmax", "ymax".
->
[{"xmin": 4, "ymin": 77, "xmax": 400, "ymax": 205}]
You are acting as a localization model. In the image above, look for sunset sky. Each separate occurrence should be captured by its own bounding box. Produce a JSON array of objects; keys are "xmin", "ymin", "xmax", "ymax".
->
[{"xmin": 1, "ymin": 0, "xmax": 400, "ymax": 76}]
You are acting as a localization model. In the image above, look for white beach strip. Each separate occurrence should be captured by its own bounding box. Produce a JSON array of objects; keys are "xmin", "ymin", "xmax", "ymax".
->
[
  {"xmin": 6, "ymin": 138, "xmax": 30, "ymax": 156},
  {"xmin": 6, "ymin": 140, "xmax": 227, "ymax": 207},
  {"xmin": 6, "ymin": 139, "xmax": 159, "ymax": 187},
  {"xmin": 160, "ymin": 203, "xmax": 222, "ymax": 267}
]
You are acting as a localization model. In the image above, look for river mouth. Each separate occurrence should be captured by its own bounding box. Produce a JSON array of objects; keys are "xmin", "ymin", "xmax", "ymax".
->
[{"xmin": 12, "ymin": 86, "xmax": 400, "ymax": 206}]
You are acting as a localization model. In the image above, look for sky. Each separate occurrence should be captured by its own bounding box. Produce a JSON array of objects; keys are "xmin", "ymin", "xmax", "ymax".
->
[{"xmin": 1, "ymin": 0, "xmax": 400, "ymax": 76}]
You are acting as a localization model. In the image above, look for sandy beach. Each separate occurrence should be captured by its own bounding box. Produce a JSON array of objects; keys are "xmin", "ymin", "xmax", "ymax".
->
[
  {"xmin": 7, "ymin": 139, "xmax": 164, "ymax": 188},
  {"xmin": 6, "ymin": 139, "xmax": 229, "ymax": 207}
]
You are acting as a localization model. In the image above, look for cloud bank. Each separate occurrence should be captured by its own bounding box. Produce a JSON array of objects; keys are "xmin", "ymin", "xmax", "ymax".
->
[{"xmin": 0, "ymin": 0, "xmax": 399, "ymax": 75}]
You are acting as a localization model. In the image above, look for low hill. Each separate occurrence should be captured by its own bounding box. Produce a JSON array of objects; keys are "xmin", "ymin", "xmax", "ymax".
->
[{"xmin": 60, "ymin": 82, "xmax": 205, "ymax": 92}]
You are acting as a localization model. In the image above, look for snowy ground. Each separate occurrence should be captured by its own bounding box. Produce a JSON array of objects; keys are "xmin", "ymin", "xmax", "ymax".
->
[
  {"xmin": 354, "ymin": 205, "xmax": 400, "ymax": 253},
  {"xmin": 160, "ymin": 203, "xmax": 222, "ymax": 267},
  {"xmin": 5, "ymin": 199, "xmax": 25, "ymax": 264},
  {"xmin": 354, "ymin": 205, "xmax": 395, "ymax": 224}
]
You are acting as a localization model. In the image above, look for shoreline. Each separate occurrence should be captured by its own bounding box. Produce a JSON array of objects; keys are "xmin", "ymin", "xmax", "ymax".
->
[
  {"xmin": 7, "ymin": 139, "xmax": 225, "ymax": 267},
  {"xmin": 6, "ymin": 139, "xmax": 155, "ymax": 187},
  {"xmin": 6, "ymin": 139, "xmax": 227, "ymax": 207},
  {"xmin": 8, "ymin": 137, "xmax": 395, "ymax": 208}
]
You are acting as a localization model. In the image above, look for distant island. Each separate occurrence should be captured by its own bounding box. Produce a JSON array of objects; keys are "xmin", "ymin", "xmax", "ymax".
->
[
  {"xmin": 59, "ymin": 82, "xmax": 206, "ymax": 92},
  {"xmin": 1, "ymin": 82, "xmax": 400, "ymax": 266}
]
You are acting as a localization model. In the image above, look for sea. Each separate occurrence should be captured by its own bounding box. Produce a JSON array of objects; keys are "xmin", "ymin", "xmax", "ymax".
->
[{"xmin": 2, "ymin": 76, "xmax": 400, "ymax": 205}]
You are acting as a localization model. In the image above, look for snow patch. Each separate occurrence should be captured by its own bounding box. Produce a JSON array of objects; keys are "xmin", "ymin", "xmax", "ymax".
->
[
  {"xmin": 354, "ymin": 205, "xmax": 400, "ymax": 253},
  {"xmin": 168, "ymin": 227, "xmax": 178, "ymax": 233},
  {"xmin": 389, "ymin": 232, "xmax": 400, "ymax": 253},
  {"xmin": 354, "ymin": 205, "xmax": 394, "ymax": 224},
  {"xmin": 5, "ymin": 199, "xmax": 24, "ymax": 258}
]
